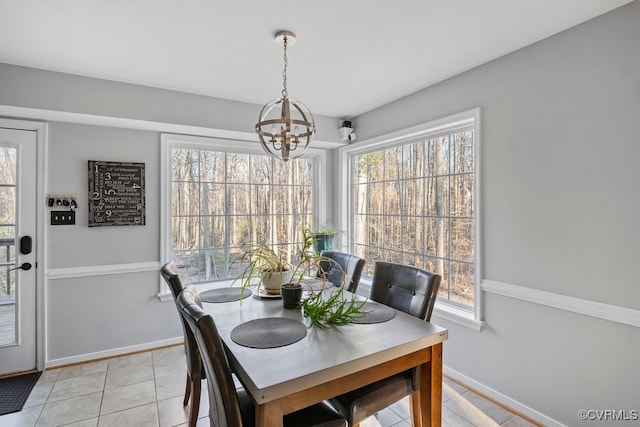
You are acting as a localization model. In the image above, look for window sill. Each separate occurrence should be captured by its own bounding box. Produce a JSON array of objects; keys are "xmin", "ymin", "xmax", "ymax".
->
[
  {"xmin": 358, "ymin": 279, "xmax": 483, "ymax": 330},
  {"xmin": 432, "ymin": 303, "xmax": 483, "ymax": 331}
]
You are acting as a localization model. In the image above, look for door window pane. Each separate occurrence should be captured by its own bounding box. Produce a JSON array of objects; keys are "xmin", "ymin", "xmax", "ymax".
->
[{"xmin": 0, "ymin": 146, "xmax": 17, "ymax": 344}]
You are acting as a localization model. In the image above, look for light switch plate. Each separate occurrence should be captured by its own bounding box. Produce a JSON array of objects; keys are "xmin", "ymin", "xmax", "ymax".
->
[{"xmin": 51, "ymin": 211, "xmax": 76, "ymax": 225}]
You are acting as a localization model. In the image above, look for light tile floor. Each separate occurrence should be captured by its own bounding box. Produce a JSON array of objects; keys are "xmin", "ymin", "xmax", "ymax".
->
[{"xmin": 0, "ymin": 345, "xmax": 538, "ymax": 427}]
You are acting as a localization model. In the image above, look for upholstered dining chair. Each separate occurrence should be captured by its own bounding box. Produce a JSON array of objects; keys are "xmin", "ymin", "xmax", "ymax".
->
[
  {"xmin": 329, "ymin": 261, "xmax": 441, "ymax": 427},
  {"xmin": 160, "ymin": 262, "xmax": 204, "ymax": 427},
  {"xmin": 176, "ymin": 285, "xmax": 347, "ymax": 427},
  {"xmin": 318, "ymin": 251, "xmax": 366, "ymax": 293}
]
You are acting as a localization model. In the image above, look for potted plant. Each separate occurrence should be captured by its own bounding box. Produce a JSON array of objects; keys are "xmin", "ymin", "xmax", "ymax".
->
[
  {"xmin": 281, "ymin": 229, "xmax": 331, "ymax": 308},
  {"xmin": 236, "ymin": 242, "xmax": 292, "ymax": 296},
  {"xmin": 235, "ymin": 230, "xmax": 330, "ymax": 303},
  {"xmin": 292, "ymin": 235, "xmax": 368, "ymax": 323},
  {"xmin": 235, "ymin": 229, "xmax": 367, "ymax": 323},
  {"xmin": 312, "ymin": 225, "xmax": 341, "ymax": 253}
]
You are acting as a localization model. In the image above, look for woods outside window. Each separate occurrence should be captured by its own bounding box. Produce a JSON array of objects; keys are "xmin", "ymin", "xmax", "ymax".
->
[
  {"xmin": 340, "ymin": 109, "xmax": 481, "ymax": 326},
  {"xmin": 160, "ymin": 135, "xmax": 316, "ymax": 290}
]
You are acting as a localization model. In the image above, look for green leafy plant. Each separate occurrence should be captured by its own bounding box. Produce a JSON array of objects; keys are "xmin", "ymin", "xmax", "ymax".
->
[
  {"xmin": 312, "ymin": 225, "xmax": 341, "ymax": 236},
  {"xmin": 301, "ymin": 289, "xmax": 368, "ymax": 328},
  {"xmin": 289, "ymin": 229, "xmax": 330, "ymax": 284},
  {"xmin": 235, "ymin": 242, "xmax": 290, "ymax": 296},
  {"xmin": 234, "ymin": 229, "xmax": 368, "ymax": 326},
  {"xmin": 237, "ymin": 242, "xmax": 288, "ymax": 274},
  {"xmin": 296, "ymin": 229, "xmax": 368, "ymax": 327},
  {"xmin": 234, "ymin": 229, "xmax": 332, "ymax": 295}
]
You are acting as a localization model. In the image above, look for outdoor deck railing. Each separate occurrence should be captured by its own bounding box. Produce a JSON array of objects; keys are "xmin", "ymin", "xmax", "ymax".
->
[{"xmin": 0, "ymin": 237, "xmax": 15, "ymax": 297}]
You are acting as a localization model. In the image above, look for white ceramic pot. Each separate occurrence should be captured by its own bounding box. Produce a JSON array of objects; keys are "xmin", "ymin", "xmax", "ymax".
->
[{"xmin": 260, "ymin": 270, "xmax": 292, "ymax": 294}]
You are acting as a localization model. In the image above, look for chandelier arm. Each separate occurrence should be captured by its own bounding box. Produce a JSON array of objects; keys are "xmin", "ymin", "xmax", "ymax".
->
[{"xmin": 257, "ymin": 118, "xmax": 313, "ymax": 128}]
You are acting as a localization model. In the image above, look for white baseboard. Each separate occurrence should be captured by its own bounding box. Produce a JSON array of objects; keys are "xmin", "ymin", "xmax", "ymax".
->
[
  {"xmin": 444, "ymin": 365, "xmax": 565, "ymax": 427},
  {"xmin": 46, "ymin": 336, "xmax": 183, "ymax": 368},
  {"xmin": 482, "ymin": 280, "xmax": 639, "ymax": 328},
  {"xmin": 47, "ymin": 261, "xmax": 161, "ymax": 280}
]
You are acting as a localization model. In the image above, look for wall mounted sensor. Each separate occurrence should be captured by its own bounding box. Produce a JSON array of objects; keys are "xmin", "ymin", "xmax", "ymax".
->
[{"xmin": 339, "ymin": 120, "xmax": 356, "ymax": 142}]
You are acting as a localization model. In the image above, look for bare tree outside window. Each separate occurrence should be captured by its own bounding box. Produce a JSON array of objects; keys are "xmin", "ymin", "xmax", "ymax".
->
[
  {"xmin": 352, "ymin": 128, "xmax": 475, "ymax": 309},
  {"xmin": 171, "ymin": 148, "xmax": 313, "ymax": 284}
]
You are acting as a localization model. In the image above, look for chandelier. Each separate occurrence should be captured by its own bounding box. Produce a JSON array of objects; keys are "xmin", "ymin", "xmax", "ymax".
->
[{"xmin": 255, "ymin": 31, "xmax": 316, "ymax": 162}]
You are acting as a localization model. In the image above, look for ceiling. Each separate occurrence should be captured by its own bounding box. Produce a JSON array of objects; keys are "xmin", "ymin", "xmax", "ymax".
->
[{"xmin": 0, "ymin": 0, "xmax": 633, "ymax": 119}]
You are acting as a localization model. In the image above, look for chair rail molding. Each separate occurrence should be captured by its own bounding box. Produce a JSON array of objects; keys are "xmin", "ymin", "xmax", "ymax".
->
[
  {"xmin": 47, "ymin": 261, "xmax": 161, "ymax": 280},
  {"xmin": 481, "ymin": 280, "xmax": 639, "ymax": 328}
]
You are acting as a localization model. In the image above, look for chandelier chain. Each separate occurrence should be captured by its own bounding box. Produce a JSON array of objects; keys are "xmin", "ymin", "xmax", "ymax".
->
[{"xmin": 282, "ymin": 35, "xmax": 288, "ymax": 97}]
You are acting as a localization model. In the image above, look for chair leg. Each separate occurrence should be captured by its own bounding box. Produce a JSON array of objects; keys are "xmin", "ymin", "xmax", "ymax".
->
[
  {"xmin": 409, "ymin": 391, "xmax": 423, "ymax": 427},
  {"xmin": 183, "ymin": 375, "xmax": 192, "ymax": 406},
  {"xmin": 189, "ymin": 378, "xmax": 202, "ymax": 427}
]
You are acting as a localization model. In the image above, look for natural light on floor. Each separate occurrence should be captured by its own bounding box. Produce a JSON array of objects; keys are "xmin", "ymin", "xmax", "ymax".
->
[{"xmin": 0, "ymin": 345, "xmax": 539, "ymax": 427}]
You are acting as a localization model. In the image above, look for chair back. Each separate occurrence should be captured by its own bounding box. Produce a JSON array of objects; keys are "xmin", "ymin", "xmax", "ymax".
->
[
  {"xmin": 318, "ymin": 251, "xmax": 366, "ymax": 293},
  {"xmin": 160, "ymin": 262, "xmax": 185, "ymax": 299},
  {"xmin": 160, "ymin": 262, "xmax": 204, "ymax": 380},
  {"xmin": 177, "ymin": 286, "xmax": 244, "ymax": 427},
  {"xmin": 369, "ymin": 261, "xmax": 441, "ymax": 321}
]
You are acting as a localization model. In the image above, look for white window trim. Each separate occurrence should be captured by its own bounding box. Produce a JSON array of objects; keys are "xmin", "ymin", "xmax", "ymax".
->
[
  {"xmin": 337, "ymin": 108, "xmax": 483, "ymax": 329},
  {"xmin": 158, "ymin": 133, "xmax": 329, "ymax": 300}
]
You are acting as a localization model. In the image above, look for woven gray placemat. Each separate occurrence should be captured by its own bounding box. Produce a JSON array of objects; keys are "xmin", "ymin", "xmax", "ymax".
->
[
  {"xmin": 230, "ymin": 317, "xmax": 307, "ymax": 349},
  {"xmin": 351, "ymin": 301, "xmax": 397, "ymax": 324},
  {"xmin": 200, "ymin": 287, "xmax": 251, "ymax": 303}
]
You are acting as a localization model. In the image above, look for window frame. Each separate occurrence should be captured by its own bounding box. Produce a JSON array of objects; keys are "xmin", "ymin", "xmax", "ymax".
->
[
  {"xmin": 337, "ymin": 108, "xmax": 483, "ymax": 330},
  {"xmin": 159, "ymin": 133, "xmax": 329, "ymax": 300}
]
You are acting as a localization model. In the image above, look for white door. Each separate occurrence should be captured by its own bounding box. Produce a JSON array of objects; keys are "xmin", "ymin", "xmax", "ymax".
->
[{"xmin": 0, "ymin": 127, "xmax": 37, "ymax": 375}]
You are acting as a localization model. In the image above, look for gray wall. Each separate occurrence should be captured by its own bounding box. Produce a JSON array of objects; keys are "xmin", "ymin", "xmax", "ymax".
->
[
  {"xmin": 354, "ymin": 2, "xmax": 639, "ymax": 425},
  {"xmin": 1, "ymin": 1, "xmax": 638, "ymax": 423},
  {"xmin": 45, "ymin": 123, "xmax": 178, "ymax": 360},
  {"xmin": 47, "ymin": 124, "xmax": 160, "ymax": 267}
]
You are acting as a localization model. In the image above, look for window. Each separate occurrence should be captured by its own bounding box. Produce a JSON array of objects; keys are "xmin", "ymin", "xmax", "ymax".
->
[
  {"xmin": 161, "ymin": 135, "xmax": 321, "ymax": 293},
  {"xmin": 340, "ymin": 109, "xmax": 481, "ymax": 326},
  {"xmin": 0, "ymin": 147, "xmax": 16, "ymax": 302}
]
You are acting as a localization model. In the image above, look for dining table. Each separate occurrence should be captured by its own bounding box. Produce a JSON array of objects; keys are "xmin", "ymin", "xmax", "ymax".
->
[{"xmin": 200, "ymin": 281, "xmax": 449, "ymax": 427}]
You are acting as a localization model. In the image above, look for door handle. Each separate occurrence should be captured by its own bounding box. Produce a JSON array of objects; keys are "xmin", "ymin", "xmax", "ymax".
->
[{"xmin": 9, "ymin": 262, "xmax": 32, "ymax": 272}]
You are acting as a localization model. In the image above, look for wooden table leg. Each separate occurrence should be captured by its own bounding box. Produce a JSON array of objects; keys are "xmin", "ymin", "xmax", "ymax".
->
[
  {"xmin": 419, "ymin": 342, "xmax": 443, "ymax": 427},
  {"xmin": 255, "ymin": 399, "xmax": 284, "ymax": 427},
  {"xmin": 410, "ymin": 391, "xmax": 423, "ymax": 427}
]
